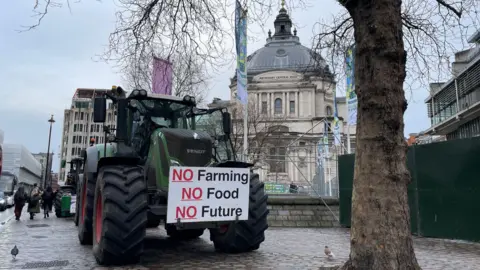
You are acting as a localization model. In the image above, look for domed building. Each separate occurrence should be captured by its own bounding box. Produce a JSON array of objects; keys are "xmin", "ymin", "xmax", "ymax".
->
[{"xmin": 216, "ymin": 6, "xmax": 356, "ymax": 195}]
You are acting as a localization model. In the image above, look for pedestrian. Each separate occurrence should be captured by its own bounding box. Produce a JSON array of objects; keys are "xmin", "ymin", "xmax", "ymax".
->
[
  {"xmin": 13, "ymin": 186, "xmax": 27, "ymax": 221},
  {"xmin": 27, "ymin": 183, "xmax": 41, "ymax": 220},
  {"xmin": 41, "ymin": 186, "xmax": 54, "ymax": 218}
]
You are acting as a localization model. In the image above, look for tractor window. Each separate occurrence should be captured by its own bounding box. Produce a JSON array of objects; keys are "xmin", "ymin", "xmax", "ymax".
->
[
  {"xmin": 129, "ymin": 99, "xmax": 194, "ymax": 130},
  {"xmin": 194, "ymin": 110, "xmax": 233, "ymax": 162}
]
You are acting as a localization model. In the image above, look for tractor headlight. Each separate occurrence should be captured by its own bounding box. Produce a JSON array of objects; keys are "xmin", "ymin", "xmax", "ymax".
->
[
  {"xmin": 139, "ymin": 89, "xmax": 147, "ymax": 97},
  {"xmin": 0, "ymin": 199, "xmax": 5, "ymax": 204},
  {"xmin": 129, "ymin": 89, "xmax": 148, "ymax": 99},
  {"xmin": 183, "ymin": 95, "xmax": 196, "ymax": 104},
  {"xmin": 170, "ymin": 160, "xmax": 181, "ymax": 167}
]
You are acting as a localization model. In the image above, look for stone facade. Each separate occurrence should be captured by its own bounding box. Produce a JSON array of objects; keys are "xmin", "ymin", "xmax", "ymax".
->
[
  {"xmin": 219, "ymin": 6, "xmax": 357, "ymax": 190},
  {"xmin": 266, "ymin": 196, "xmax": 340, "ymax": 228}
]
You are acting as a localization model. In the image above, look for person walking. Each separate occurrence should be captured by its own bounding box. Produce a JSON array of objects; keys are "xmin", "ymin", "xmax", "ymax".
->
[
  {"xmin": 41, "ymin": 186, "xmax": 54, "ymax": 218},
  {"xmin": 27, "ymin": 183, "xmax": 41, "ymax": 220},
  {"xmin": 13, "ymin": 187, "xmax": 27, "ymax": 221}
]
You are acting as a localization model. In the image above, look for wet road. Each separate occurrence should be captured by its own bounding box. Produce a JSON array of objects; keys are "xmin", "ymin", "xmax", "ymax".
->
[
  {"xmin": 0, "ymin": 207, "xmax": 14, "ymax": 227},
  {"xmin": 0, "ymin": 210, "xmax": 479, "ymax": 270}
]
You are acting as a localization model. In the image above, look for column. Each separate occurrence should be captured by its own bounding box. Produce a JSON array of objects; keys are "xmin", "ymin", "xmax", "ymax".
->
[
  {"xmin": 285, "ymin": 92, "xmax": 290, "ymax": 116},
  {"xmin": 270, "ymin": 93, "xmax": 274, "ymax": 116},
  {"xmin": 296, "ymin": 92, "xmax": 300, "ymax": 117},
  {"xmin": 311, "ymin": 89, "xmax": 316, "ymax": 117},
  {"xmin": 283, "ymin": 91, "xmax": 287, "ymax": 115}
]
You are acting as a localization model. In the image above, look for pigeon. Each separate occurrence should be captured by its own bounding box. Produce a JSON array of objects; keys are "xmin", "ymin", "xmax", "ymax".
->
[
  {"xmin": 324, "ymin": 245, "xmax": 335, "ymax": 260},
  {"xmin": 11, "ymin": 245, "xmax": 18, "ymax": 259}
]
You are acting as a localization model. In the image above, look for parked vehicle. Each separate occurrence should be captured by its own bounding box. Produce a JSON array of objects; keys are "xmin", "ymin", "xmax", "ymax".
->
[
  {"xmin": 0, "ymin": 171, "xmax": 18, "ymax": 208},
  {"xmin": 77, "ymin": 86, "xmax": 269, "ymax": 265},
  {"xmin": 0, "ymin": 193, "xmax": 7, "ymax": 211}
]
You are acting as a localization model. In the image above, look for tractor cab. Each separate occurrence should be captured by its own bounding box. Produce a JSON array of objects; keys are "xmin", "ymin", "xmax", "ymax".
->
[
  {"xmin": 65, "ymin": 157, "xmax": 84, "ymax": 186},
  {"xmin": 93, "ymin": 87, "xmax": 235, "ymax": 166}
]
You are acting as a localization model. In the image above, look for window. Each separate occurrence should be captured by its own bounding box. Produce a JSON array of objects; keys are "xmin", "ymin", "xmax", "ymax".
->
[
  {"xmin": 268, "ymin": 147, "xmax": 286, "ymax": 173},
  {"xmin": 280, "ymin": 25, "xmax": 285, "ymax": 33},
  {"xmin": 80, "ymin": 112, "xmax": 84, "ymax": 120},
  {"xmin": 262, "ymin": 101, "xmax": 268, "ymax": 114},
  {"xmin": 274, "ymin": 98, "xmax": 282, "ymax": 114},
  {"xmin": 90, "ymin": 125, "xmax": 94, "ymax": 132},
  {"xmin": 289, "ymin": 100, "xmax": 295, "ymax": 113},
  {"xmin": 75, "ymin": 112, "xmax": 79, "ymax": 120},
  {"xmin": 71, "ymin": 148, "xmax": 75, "ymax": 155},
  {"xmin": 73, "ymin": 124, "xmax": 77, "ymax": 132},
  {"xmin": 299, "ymin": 141, "xmax": 306, "ymax": 146},
  {"xmin": 326, "ymin": 106, "xmax": 333, "ymax": 116}
]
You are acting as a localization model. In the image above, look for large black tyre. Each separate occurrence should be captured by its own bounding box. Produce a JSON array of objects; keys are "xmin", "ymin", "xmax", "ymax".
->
[
  {"xmin": 209, "ymin": 174, "xmax": 269, "ymax": 253},
  {"xmin": 165, "ymin": 224, "xmax": 205, "ymax": 240},
  {"xmin": 54, "ymin": 186, "xmax": 75, "ymax": 218},
  {"xmin": 78, "ymin": 161, "xmax": 96, "ymax": 245},
  {"xmin": 54, "ymin": 190, "xmax": 64, "ymax": 218},
  {"xmin": 74, "ymin": 174, "xmax": 83, "ymax": 226},
  {"xmin": 93, "ymin": 165, "xmax": 148, "ymax": 266}
]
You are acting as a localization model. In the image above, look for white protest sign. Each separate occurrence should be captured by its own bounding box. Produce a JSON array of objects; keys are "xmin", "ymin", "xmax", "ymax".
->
[
  {"xmin": 166, "ymin": 166, "xmax": 250, "ymax": 224},
  {"xmin": 70, "ymin": 195, "xmax": 76, "ymax": 213}
]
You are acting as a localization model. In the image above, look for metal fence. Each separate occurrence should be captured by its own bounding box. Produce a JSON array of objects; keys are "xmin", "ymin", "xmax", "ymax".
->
[{"xmin": 249, "ymin": 142, "xmax": 346, "ymax": 198}]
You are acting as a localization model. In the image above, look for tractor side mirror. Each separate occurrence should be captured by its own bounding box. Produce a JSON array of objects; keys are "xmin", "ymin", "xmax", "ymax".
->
[
  {"xmin": 93, "ymin": 96, "xmax": 107, "ymax": 123},
  {"xmin": 222, "ymin": 112, "xmax": 232, "ymax": 135}
]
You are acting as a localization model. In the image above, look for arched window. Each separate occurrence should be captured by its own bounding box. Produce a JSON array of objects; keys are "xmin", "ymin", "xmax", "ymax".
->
[
  {"xmin": 326, "ymin": 106, "xmax": 333, "ymax": 116},
  {"xmin": 275, "ymin": 98, "xmax": 282, "ymax": 114}
]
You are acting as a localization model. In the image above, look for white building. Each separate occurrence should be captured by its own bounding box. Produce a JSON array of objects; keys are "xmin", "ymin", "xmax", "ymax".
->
[
  {"xmin": 222, "ymin": 7, "xmax": 356, "ymax": 195},
  {"xmin": 2, "ymin": 144, "xmax": 42, "ymax": 188},
  {"xmin": 59, "ymin": 88, "xmax": 118, "ymax": 182}
]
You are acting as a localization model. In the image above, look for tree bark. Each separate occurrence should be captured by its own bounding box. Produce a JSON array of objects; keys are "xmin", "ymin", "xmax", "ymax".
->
[{"xmin": 339, "ymin": 0, "xmax": 421, "ymax": 269}]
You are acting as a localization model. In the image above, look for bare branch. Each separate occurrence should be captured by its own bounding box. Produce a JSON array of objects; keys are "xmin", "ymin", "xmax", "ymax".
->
[{"xmin": 313, "ymin": 0, "xmax": 479, "ymax": 96}]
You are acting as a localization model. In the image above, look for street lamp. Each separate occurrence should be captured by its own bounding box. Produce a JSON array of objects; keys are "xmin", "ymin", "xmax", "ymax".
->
[{"xmin": 44, "ymin": 115, "xmax": 55, "ymax": 189}]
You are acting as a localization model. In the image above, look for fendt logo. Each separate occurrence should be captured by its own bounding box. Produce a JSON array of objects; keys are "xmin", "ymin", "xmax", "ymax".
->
[
  {"xmin": 193, "ymin": 133, "xmax": 199, "ymax": 139},
  {"xmin": 187, "ymin": 149, "xmax": 206, "ymax": 154}
]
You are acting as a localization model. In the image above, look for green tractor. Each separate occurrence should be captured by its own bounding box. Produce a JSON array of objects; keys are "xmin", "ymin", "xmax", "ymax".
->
[
  {"xmin": 55, "ymin": 157, "xmax": 83, "ymax": 219},
  {"xmin": 77, "ymin": 86, "xmax": 269, "ymax": 265}
]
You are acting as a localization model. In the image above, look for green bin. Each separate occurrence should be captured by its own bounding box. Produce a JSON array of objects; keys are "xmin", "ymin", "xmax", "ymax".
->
[{"xmin": 60, "ymin": 195, "xmax": 76, "ymax": 217}]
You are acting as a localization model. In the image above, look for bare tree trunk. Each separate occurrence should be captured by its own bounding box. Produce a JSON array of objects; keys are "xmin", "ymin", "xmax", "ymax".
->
[{"xmin": 340, "ymin": 0, "xmax": 421, "ymax": 269}]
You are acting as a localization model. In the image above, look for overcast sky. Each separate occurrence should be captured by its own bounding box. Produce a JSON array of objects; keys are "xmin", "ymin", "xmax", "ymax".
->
[{"xmin": 0, "ymin": 1, "xmax": 459, "ymax": 172}]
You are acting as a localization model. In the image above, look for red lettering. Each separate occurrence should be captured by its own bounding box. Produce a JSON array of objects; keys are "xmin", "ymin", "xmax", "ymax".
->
[
  {"xmin": 172, "ymin": 168, "xmax": 194, "ymax": 182},
  {"xmin": 175, "ymin": 206, "xmax": 197, "ymax": 219},
  {"xmin": 181, "ymin": 187, "xmax": 203, "ymax": 200}
]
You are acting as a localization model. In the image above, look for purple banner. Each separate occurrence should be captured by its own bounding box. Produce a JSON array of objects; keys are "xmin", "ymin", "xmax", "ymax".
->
[{"xmin": 152, "ymin": 56, "xmax": 173, "ymax": 95}]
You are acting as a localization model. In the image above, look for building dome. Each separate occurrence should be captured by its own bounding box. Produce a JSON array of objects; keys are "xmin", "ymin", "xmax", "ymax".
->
[{"xmin": 241, "ymin": 6, "xmax": 332, "ymax": 77}]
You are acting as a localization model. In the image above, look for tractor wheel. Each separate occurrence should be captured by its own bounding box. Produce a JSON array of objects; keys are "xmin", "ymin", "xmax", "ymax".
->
[
  {"xmin": 54, "ymin": 190, "xmax": 64, "ymax": 218},
  {"xmin": 146, "ymin": 219, "xmax": 161, "ymax": 228},
  {"xmin": 93, "ymin": 165, "xmax": 148, "ymax": 265},
  {"xmin": 74, "ymin": 174, "xmax": 82, "ymax": 226},
  {"xmin": 54, "ymin": 186, "xmax": 75, "ymax": 218},
  {"xmin": 78, "ymin": 162, "xmax": 97, "ymax": 245},
  {"xmin": 209, "ymin": 174, "xmax": 269, "ymax": 253},
  {"xmin": 166, "ymin": 224, "xmax": 204, "ymax": 240}
]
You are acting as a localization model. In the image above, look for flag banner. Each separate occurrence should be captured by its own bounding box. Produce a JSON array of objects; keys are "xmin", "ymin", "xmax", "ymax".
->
[
  {"xmin": 333, "ymin": 84, "xmax": 341, "ymax": 145},
  {"xmin": 235, "ymin": 0, "xmax": 248, "ymax": 105},
  {"xmin": 152, "ymin": 56, "xmax": 173, "ymax": 95},
  {"xmin": 346, "ymin": 46, "xmax": 357, "ymax": 125},
  {"xmin": 323, "ymin": 121, "xmax": 329, "ymax": 158}
]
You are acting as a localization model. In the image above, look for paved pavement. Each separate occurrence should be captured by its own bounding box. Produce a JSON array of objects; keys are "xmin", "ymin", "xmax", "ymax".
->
[
  {"xmin": 0, "ymin": 208, "xmax": 479, "ymax": 269},
  {"xmin": 0, "ymin": 207, "xmax": 15, "ymax": 224}
]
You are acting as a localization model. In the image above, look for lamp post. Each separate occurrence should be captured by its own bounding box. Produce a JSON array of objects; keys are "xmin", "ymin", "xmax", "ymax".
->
[{"xmin": 44, "ymin": 115, "xmax": 55, "ymax": 189}]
